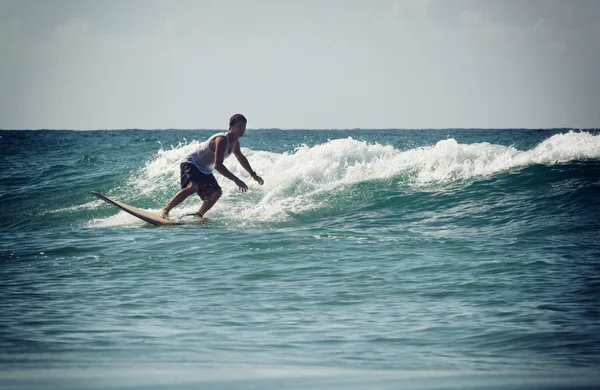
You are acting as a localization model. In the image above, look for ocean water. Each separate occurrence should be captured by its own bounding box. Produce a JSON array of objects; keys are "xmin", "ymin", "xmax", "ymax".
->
[{"xmin": 1, "ymin": 128, "xmax": 600, "ymax": 389}]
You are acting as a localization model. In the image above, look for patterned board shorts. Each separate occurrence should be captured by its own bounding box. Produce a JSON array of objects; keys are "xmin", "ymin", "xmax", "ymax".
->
[{"xmin": 179, "ymin": 162, "xmax": 221, "ymax": 200}]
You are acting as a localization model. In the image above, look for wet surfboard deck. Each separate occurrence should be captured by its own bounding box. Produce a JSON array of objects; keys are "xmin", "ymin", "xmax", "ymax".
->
[{"xmin": 91, "ymin": 191, "xmax": 200, "ymax": 226}]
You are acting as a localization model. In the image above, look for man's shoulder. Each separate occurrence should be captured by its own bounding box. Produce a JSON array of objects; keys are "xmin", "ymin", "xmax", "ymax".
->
[
  {"xmin": 212, "ymin": 134, "xmax": 228, "ymax": 144},
  {"xmin": 211, "ymin": 131, "xmax": 229, "ymax": 140}
]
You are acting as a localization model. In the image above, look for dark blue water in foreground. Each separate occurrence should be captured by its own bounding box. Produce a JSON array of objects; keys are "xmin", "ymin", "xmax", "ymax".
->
[{"xmin": 1, "ymin": 129, "xmax": 600, "ymax": 389}]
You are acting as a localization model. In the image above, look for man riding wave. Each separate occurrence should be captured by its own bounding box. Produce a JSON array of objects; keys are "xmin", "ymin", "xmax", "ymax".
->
[{"xmin": 160, "ymin": 114, "xmax": 264, "ymax": 219}]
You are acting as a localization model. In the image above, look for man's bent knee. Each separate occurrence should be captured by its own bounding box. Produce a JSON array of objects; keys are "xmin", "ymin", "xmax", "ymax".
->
[{"xmin": 209, "ymin": 188, "xmax": 222, "ymax": 201}]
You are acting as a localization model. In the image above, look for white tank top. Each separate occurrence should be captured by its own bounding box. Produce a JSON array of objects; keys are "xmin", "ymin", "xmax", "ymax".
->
[{"xmin": 183, "ymin": 132, "xmax": 238, "ymax": 174}]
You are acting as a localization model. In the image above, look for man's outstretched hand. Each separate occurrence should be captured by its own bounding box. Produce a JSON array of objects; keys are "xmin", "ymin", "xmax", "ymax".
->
[
  {"xmin": 253, "ymin": 174, "xmax": 264, "ymax": 185},
  {"xmin": 234, "ymin": 178, "xmax": 248, "ymax": 192}
]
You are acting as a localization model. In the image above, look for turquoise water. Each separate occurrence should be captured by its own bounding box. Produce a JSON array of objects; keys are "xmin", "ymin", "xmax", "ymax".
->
[{"xmin": 1, "ymin": 129, "xmax": 600, "ymax": 389}]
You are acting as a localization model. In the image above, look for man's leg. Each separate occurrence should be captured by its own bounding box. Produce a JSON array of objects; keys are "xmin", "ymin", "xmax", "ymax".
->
[
  {"xmin": 160, "ymin": 182, "xmax": 198, "ymax": 219},
  {"xmin": 196, "ymin": 188, "xmax": 222, "ymax": 217}
]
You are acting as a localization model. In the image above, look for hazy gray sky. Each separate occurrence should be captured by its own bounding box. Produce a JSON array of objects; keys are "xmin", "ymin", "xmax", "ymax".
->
[{"xmin": 1, "ymin": 0, "xmax": 599, "ymax": 129}]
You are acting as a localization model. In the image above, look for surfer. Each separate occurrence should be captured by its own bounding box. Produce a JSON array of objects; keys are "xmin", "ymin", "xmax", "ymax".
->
[{"xmin": 160, "ymin": 114, "xmax": 264, "ymax": 219}]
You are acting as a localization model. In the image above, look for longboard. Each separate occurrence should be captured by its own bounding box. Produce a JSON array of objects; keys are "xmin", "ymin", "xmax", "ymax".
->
[{"xmin": 91, "ymin": 191, "xmax": 177, "ymax": 226}]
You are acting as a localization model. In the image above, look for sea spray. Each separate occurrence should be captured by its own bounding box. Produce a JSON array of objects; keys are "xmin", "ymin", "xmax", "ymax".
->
[{"xmin": 89, "ymin": 130, "xmax": 600, "ymax": 226}]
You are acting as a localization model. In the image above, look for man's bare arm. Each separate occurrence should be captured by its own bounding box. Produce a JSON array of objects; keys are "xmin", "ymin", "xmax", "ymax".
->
[
  {"xmin": 234, "ymin": 143, "xmax": 264, "ymax": 185},
  {"xmin": 214, "ymin": 137, "xmax": 248, "ymax": 191}
]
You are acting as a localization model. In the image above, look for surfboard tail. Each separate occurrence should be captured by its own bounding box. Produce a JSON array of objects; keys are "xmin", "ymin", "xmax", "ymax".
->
[{"xmin": 91, "ymin": 191, "xmax": 177, "ymax": 226}]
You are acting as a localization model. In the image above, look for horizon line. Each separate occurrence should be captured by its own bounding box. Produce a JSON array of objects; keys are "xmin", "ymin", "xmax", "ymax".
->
[{"xmin": 0, "ymin": 127, "xmax": 592, "ymax": 132}]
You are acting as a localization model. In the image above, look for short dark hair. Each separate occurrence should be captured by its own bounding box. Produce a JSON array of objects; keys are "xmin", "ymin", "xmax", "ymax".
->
[{"xmin": 229, "ymin": 114, "xmax": 247, "ymax": 128}]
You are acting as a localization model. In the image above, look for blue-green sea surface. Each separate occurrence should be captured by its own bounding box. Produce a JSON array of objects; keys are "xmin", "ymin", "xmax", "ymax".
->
[{"xmin": 1, "ymin": 129, "xmax": 600, "ymax": 389}]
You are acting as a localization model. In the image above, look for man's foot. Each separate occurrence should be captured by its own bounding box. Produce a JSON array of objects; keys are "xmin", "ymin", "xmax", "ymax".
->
[{"xmin": 160, "ymin": 209, "xmax": 170, "ymax": 219}]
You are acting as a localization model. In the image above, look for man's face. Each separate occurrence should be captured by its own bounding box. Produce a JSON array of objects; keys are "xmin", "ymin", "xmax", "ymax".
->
[{"xmin": 232, "ymin": 121, "xmax": 246, "ymax": 138}]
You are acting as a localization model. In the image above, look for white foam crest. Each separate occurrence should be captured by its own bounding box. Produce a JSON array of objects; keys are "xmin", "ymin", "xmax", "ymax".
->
[
  {"xmin": 404, "ymin": 130, "xmax": 600, "ymax": 185},
  {"xmin": 399, "ymin": 139, "xmax": 520, "ymax": 184},
  {"xmin": 212, "ymin": 138, "xmax": 401, "ymax": 222},
  {"xmin": 219, "ymin": 132, "xmax": 599, "ymax": 222},
  {"xmin": 129, "ymin": 141, "xmax": 200, "ymax": 195},
  {"xmin": 519, "ymin": 130, "xmax": 600, "ymax": 164},
  {"xmin": 117, "ymin": 131, "xmax": 599, "ymax": 224}
]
